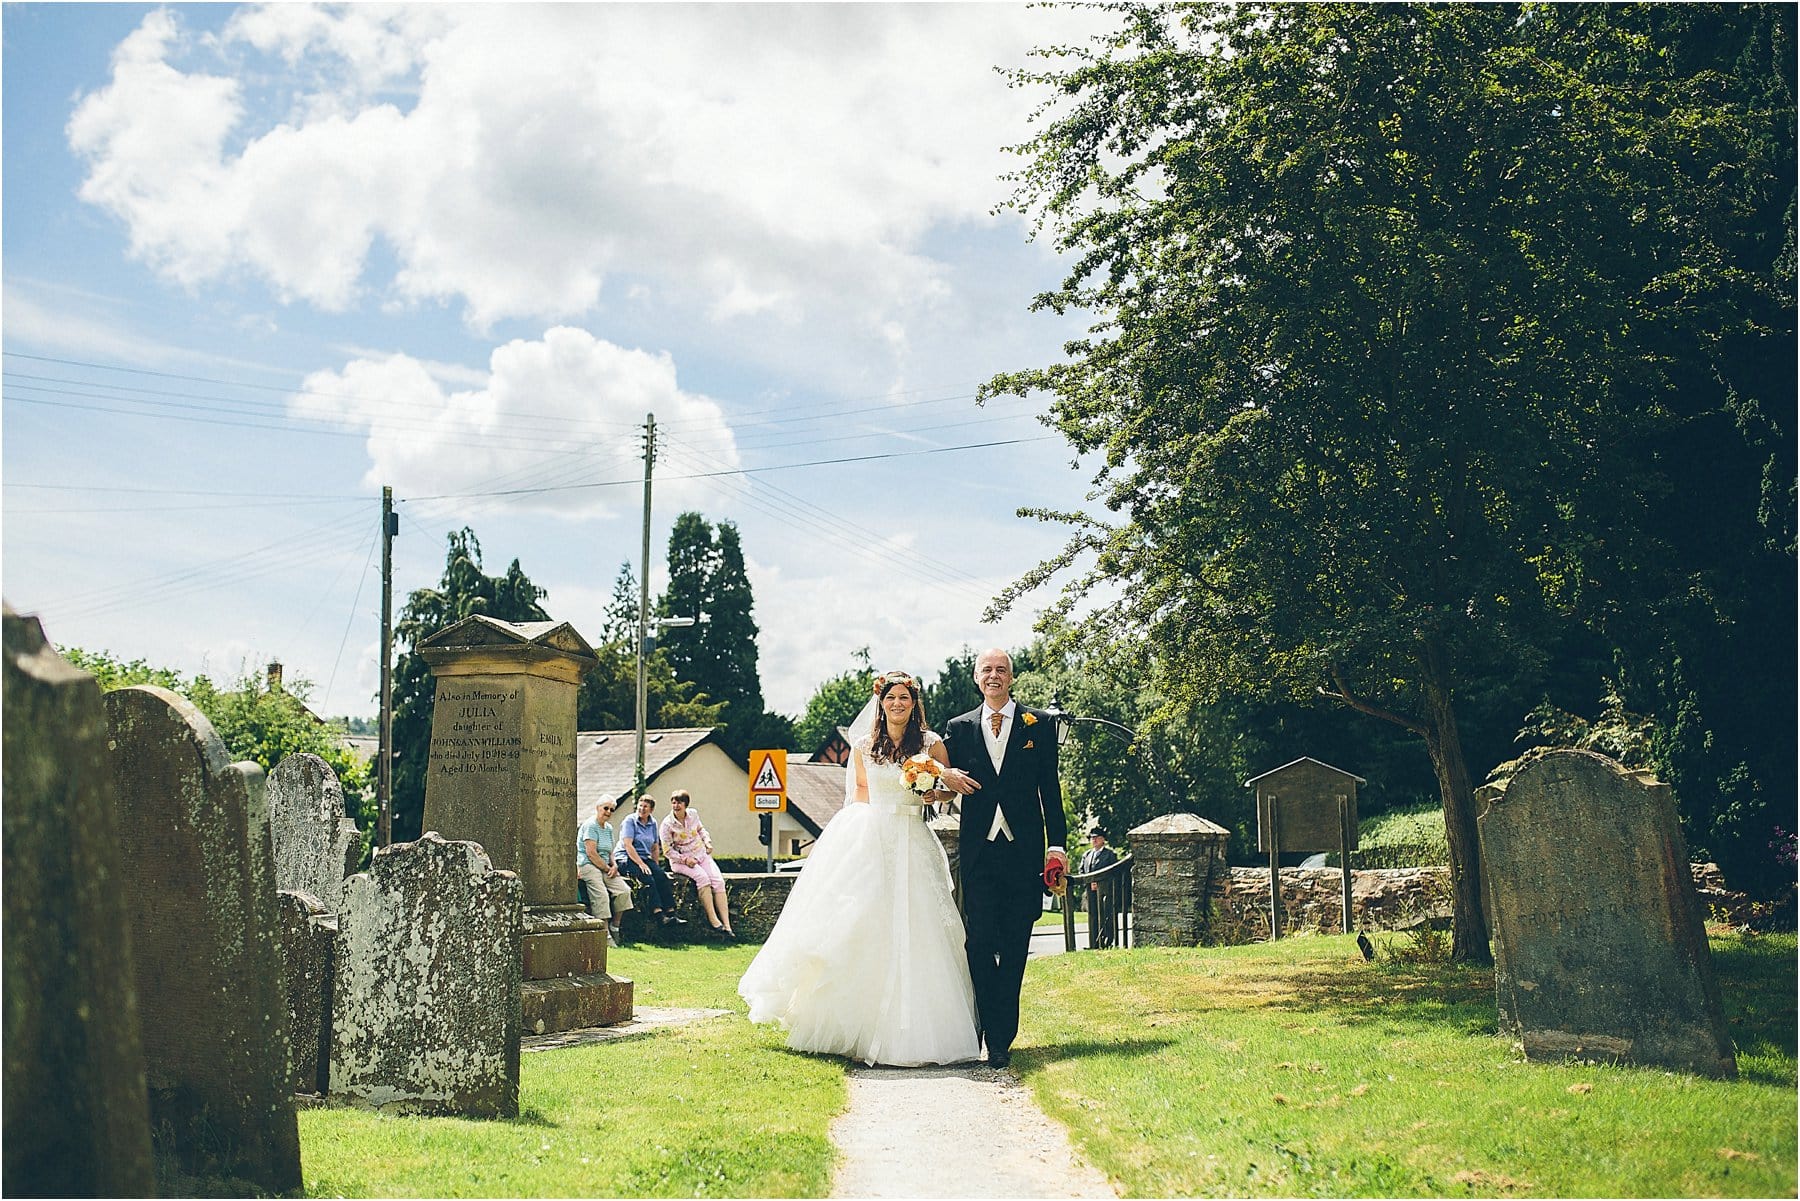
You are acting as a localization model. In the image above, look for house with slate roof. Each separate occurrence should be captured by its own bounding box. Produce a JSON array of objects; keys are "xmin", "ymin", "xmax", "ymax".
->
[{"xmin": 574, "ymin": 727, "xmax": 815, "ymax": 860}]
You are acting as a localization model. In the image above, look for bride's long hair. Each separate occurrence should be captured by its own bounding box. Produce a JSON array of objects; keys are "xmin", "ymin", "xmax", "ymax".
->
[{"xmin": 868, "ymin": 671, "xmax": 928, "ymax": 763}]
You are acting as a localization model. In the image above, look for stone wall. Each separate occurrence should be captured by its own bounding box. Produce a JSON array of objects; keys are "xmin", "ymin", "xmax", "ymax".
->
[
  {"xmin": 617, "ymin": 872, "xmax": 798, "ymax": 943},
  {"xmin": 1212, "ymin": 866, "xmax": 1452, "ymax": 941}
]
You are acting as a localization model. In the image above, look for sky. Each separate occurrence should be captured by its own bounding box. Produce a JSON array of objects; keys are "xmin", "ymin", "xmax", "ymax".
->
[{"xmin": 2, "ymin": 2, "xmax": 1119, "ymax": 722}]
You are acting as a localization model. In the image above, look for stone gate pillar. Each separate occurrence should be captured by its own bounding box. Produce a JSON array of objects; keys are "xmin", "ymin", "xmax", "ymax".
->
[
  {"xmin": 419, "ymin": 615, "xmax": 630, "ymax": 1033},
  {"xmin": 1128, "ymin": 813, "xmax": 1230, "ymax": 947}
]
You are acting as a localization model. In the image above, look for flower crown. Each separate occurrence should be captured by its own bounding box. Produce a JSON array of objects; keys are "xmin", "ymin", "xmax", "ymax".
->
[{"xmin": 872, "ymin": 670, "xmax": 918, "ymax": 696}]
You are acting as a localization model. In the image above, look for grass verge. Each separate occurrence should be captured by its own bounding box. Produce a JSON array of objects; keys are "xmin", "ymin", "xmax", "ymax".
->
[
  {"xmin": 1015, "ymin": 931, "xmax": 1796, "ymax": 1197},
  {"xmin": 298, "ymin": 942, "xmax": 842, "ymax": 1197}
]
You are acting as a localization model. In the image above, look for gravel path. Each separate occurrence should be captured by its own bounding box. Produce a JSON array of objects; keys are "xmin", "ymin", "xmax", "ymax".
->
[{"xmin": 830, "ymin": 1064, "xmax": 1116, "ymax": 1198}]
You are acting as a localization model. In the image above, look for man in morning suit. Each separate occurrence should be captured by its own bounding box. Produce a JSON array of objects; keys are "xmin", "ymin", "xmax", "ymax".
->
[{"xmin": 938, "ymin": 648, "xmax": 1067, "ymax": 1069}]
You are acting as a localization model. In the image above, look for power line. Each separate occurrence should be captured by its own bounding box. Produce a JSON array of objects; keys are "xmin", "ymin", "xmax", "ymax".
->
[{"xmin": 400, "ymin": 433, "xmax": 1060, "ymax": 501}]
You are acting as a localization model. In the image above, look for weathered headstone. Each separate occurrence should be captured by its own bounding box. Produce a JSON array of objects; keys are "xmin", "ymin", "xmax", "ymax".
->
[
  {"xmin": 419, "ymin": 615, "xmax": 631, "ymax": 1033},
  {"xmin": 2, "ymin": 606, "xmax": 156, "ymax": 1197},
  {"xmin": 330, "ymin": 834, "xmax": 523, "ymax": 1117},
  {"xmin": 1128, "ymin": 813, "xmax": 1230, "ymax": 947},
  {"xmin": 277, "ymin": 889, "xmax": 336, "ymax": 1096},
  {"xmin": 269, "ymin": 752, "xmax": 361, "ymax": 912},
  {"xmin": 105, "ymin": 684, "xmax": 302, "ymax": 1192},
  {"xmin": 1477, "ymin": 749, "xmax": 1737, "ymax": 1078}
]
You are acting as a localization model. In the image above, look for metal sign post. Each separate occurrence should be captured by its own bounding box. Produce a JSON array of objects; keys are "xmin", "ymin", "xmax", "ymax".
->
[{"xmin": 747, "ymin": 749, "xmax": 788, "ymax": 872}]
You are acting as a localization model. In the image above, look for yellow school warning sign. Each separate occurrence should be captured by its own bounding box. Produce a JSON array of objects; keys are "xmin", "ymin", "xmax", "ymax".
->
[{"xmin": 747, "ymin": 749, "xmax": 787, "ymax": 812}]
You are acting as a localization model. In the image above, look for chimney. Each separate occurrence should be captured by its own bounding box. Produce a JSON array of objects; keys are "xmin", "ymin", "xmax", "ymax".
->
[{"xmin": 267, "ymin": 661, "xmax": 283, "ymax": 692}]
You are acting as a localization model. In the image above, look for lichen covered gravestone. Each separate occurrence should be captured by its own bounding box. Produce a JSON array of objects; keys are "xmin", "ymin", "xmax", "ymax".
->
[
  {"xmin": 269, "ymin": 752, "xmax": 361, "ymax": 912},
  {"xmin": 105, "ymin": 684, "xmax": 302, "ymax": 1192},
  {"xmin": 331, "ymin": 833, "xmax": 523, "ymax": 1117},
  {"xmin": 1477, "ymin": 749, "xmax": 1737, "ymax": 1078},
  {"xmin": 2, "ymin": 606, "xmax": 155, "ymax": 1197},
  {"xmin": 278, "ymin": 889, "xmax": 336, "ymax": 1096}
]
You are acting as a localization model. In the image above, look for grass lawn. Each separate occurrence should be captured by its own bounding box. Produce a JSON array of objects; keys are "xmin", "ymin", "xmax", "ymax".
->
[
  {"xmin": 297, "ymin": 930, "xmax": 1795, "ymax": 1198},
  {"xmin": 298, "ymin": 942, "xmax": 843, "ymax": 1198},
  {"xmin": 1014, "ymin": 931, "xmax": 1797, "ymax": 1198}
]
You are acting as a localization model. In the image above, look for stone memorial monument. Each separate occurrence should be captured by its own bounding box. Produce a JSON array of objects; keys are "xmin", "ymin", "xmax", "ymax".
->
[
  {"xmin": 419, "ymin": 614, "xmax": 631, "ymax": 1033},
  {"xmin": 1477, "ymin": 749, "xmax": 1737, "ymax": 1078},
  {"xmin": 105, "ymin": 685, "xmax": 302, "ymax": 1193},
  {"xmin": 269, "ymin": 751, "xmax": 362, "ymax": 912},
  {"xmin": 330, "ymin": 834, "xmax": 522, "ymax": 1117},
  {"xmin": 2, "ymin": 606, "xmax": 156, "ymax": 1197},
  {"xmin": 1247, "ymin": 757, "xmax": 1364, "ymax": 938}
]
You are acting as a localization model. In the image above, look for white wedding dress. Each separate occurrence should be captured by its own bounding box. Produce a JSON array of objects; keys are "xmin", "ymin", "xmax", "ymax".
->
[{"xmin": 739, "ymin": 732, "xmax": 981, "ymax": 1066}]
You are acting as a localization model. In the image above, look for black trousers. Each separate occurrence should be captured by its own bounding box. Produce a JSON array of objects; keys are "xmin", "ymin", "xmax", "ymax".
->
[
  {"xmin": 618, "ymin": 857, "xmax": 676, "ymax": 912},
  {"xmin": 961, "ymin": 843, "xmax": 1040, "ymax": 1055}
]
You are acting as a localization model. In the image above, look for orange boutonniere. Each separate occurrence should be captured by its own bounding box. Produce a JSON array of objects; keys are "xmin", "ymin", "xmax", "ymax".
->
[{"xmin": 1021, "ymin": 712, "xmax": 1038, "ymax": 726}]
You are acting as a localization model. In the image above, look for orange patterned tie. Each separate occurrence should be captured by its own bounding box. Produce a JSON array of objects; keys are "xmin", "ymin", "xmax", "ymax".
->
[{"xmin": 989, "ymin": 712, "xmax": 1003, "ymax": 737}]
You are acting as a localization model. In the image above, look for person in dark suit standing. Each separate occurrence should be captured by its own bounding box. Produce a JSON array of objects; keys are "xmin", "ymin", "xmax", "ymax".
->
[
  {"xmin": 938, "ymin": 648, "xmax": 1067, "ymax": 1068},
  {"xmin": 1079, "ymin": 827, "xmax": 1119, "ymax": 948}
]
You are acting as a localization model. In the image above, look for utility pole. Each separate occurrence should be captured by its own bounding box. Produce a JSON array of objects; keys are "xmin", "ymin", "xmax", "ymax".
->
[
  {"xmin": 634, "ymin": 414, "xmax": 656, "ymax": 797},
  {"xmin": 378, "ymin": 485, "xmax": 397, "ymax": 847}
]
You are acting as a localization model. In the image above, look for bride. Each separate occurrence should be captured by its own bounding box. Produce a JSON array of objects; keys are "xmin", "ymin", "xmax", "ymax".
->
[{"xmin": 738, "ymin": 670, "xmax": 980, "ymax": 1066}]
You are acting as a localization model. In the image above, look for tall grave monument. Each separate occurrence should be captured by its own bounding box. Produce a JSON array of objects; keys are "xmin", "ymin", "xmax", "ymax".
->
[
  {"xmin": 419, "ymin": 615, "xmax": 631, "ymax": 1033},
  {"xmin": 1477, "ymin": 749, "xmax": 1736, "ymax": 1078}
]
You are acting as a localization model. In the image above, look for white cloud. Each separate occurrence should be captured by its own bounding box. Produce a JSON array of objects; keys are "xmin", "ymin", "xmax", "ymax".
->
[
  {"xmin": 291, "ymin": 325, "xmax": 739, "ymax": 519},
  {"xmin": 745, "ymin": 550, "xmax": 1037, "ymax": 719},
  {"xmin": 67, "ymin": 4, "xmax": 1109, "ymax": 371}
]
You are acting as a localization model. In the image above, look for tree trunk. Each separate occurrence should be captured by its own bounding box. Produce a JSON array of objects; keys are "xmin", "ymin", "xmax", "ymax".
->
[{"xmin": 1420, "ymin": 637, "xmax": 1492, "ymax": 965}]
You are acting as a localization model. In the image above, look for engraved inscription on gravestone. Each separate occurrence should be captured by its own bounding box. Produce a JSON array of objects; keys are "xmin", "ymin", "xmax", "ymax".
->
[
  {"xmin": 419, "ymin": 615, "xmax": 596, "ymax": 907},
  {"xmin": 1477, "ymin": 748, "xmax": 1736, "ymax": 1079}
]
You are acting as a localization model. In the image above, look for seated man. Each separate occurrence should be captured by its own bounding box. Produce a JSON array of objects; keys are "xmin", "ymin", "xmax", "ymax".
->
[
  {"xmin": 615, "ymin": 794, "xmax": 685, "ymax": 930},
  {"xmin": 578, "ymin": 798, "xmax": 634, "ymax": 944}
]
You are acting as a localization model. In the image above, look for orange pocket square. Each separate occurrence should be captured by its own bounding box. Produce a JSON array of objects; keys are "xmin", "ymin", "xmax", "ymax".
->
[{"xmin": 1023, "ymin": 740, "xmax": 1035, "ymax": 749}]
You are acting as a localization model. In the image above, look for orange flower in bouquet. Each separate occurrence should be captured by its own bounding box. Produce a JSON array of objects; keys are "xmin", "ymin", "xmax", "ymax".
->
[{"xmin": 901, "ymin": 753, "xmax": 944, "ymax": 796}]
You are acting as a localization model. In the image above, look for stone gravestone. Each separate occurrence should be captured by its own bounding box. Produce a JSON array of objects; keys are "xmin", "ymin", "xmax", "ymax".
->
[
  {"xmin": 278, "ymin": 890, "xmax": 336, "ymax": 1096},
  {"xmin": 2, "ymin": 606, "xmax": 156, "ymax": 1197},
  {"xmin": 419, "ymin": 615, "xmax": 630, "ymax": 1033},
  {"xmin": 105, "ymin": 684, "xmax": 302, "ymax": 1193},
  {"xmin": 1477, "ymin": 749, "xmax": 1737, "ymax": 1078},
  {"xmin": 330, "ymin": 834, "xmax": 523, "ymax": 1117},
  {"xmin": 269, "ymin": 751, "xmax": 362, "ymax": 912}
]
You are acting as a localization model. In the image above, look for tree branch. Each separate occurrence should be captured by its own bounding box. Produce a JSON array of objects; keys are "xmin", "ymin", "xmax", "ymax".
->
[{"xmin": 1317, "ymin": 665, "xmax": 1429, "ymax": 737}]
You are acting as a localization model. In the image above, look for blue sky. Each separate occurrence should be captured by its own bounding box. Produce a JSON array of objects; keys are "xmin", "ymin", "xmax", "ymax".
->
[{"xmin": 2, "ymin": 3, "xmax": 1115, "ymax": 720}]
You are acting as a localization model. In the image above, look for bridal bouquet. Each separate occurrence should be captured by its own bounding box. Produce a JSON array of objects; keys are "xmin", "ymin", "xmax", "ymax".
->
[{"xmin": 901, "ymin": 753, "xmax": 944, "ymax": 796}]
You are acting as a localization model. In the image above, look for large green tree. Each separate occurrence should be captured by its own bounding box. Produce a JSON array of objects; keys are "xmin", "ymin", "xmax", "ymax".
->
[
  {"xmin": 990, "ymin": 3, "xmax": 1795, "ymax": 960},
  {"xmin": 390, "ymin": 528, "xmax": 549, "ymax": 841},
  {"xmin": 658, "ymin": 512, "xmax": 788, "ymax": 759}
]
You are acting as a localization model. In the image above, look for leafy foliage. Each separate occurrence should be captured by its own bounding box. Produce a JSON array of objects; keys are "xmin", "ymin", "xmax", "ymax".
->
[
  {"xmin": 59, "ymin": 647, "xmax": 373, "ymax": 829},
  {"xmin": 792, "ymin": 648, "xmax": 872, "ymax": 752},
  {"xmin": 991, "ymin": 3, "xmax": 1796, "ymax": 952},
  {"xmin": 390, "ymin": 528, "xmax": 550, "ymax": 841},
  {"xmin": 657, "ymin": 512, "xmax": 790, "ymax": 760}
]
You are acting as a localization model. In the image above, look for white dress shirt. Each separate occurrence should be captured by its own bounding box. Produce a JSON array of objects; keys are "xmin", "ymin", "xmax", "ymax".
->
[{"xmin": 983, "ymin": 701, "xmax": 1016, "ymax": 842}]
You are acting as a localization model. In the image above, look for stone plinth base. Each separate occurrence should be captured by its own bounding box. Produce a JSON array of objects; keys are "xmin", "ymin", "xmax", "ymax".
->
[
  {"xmin": 520, "ymin": 905, "xmax": 630, "ymax": 1034},
  {"xmin": 523, "ymin": 973, "xmax": 633, "ymax": 1034}
]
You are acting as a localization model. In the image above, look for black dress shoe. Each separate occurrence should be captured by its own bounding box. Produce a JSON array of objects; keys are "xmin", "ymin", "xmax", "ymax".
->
[{"xmin": 987, "ymin": 1050, "xmax": 1011, "ymax": 1069}]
